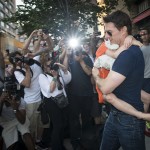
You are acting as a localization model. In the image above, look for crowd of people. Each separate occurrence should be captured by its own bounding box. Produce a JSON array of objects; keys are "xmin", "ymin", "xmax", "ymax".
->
[{"xmin": 0, "ymin": 10, "xmax": 150, "ymax": 150}]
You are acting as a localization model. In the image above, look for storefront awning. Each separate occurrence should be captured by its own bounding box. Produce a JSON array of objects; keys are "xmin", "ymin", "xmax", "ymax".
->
[{"xmin": 132, "ymin": 9, "xmax": 150, "ymax": 24}]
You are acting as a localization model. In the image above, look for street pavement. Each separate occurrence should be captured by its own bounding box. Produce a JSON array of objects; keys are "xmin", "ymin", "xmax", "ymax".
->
[
  {"xmin": 50, "ymin": 136, "xmax": 150, "ymax": 150},
  {"xmin": 119, "ymin": 136, "xmax": 150, "ymax": 150}
]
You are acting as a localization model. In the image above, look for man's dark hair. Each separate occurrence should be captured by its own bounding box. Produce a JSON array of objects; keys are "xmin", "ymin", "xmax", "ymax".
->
[
  {"xmin": 103, "ymin": 10, "xmax": 132, "ymax": 35},
  {"xmin": 9, "ymin": 51, "xmax": 22, "ymax": 65},
  {"xmin": 139, "ymin": 27, "xmax": 149, "ymax": 34}
]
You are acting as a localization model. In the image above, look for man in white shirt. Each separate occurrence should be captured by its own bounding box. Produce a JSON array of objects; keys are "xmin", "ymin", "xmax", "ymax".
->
[{"xmin": 9, "ymin": 51, "xmax": 43, "ymax": 141}]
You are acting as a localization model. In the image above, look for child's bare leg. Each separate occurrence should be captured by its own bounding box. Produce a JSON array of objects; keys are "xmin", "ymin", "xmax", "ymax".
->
[{"xmin": 104, "ymin": 93, "xmax": 143, "ymax": 118}]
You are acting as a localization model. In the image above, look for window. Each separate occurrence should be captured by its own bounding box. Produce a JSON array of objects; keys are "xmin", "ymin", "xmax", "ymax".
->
[
  {"xmin": 1, "ymin": 21, "xmax": 5, "ymax": 27},
  {"xmin": 9, "ymin": 4, "xmax": 13, "ymax": 9},
  {"xmin": 9, "ymin": 12, "xmax": 12, "ymax": 17},
  {"xmin": 6, "ymin": 24, "xmax": 9, "ymax": 29},
  {"xmin": 0, "ymin": 11, "xmax": 4, "ymax": 18},
  {"xmin": 0, "ymin": 2, "xmax": 3, "ymax": 9},
  {"xmin": 5, "ymin": 8, "xmax": 9, "ymax": 13}
]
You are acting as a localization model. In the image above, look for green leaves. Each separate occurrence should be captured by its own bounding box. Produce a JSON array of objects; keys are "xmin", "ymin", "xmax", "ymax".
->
[{"xmin": 4, "ymin": 0, "xmax": 118, "ymax": 37}]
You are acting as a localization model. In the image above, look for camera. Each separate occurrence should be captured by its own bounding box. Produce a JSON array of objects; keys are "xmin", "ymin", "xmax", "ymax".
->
[
  {"xmin": 14, "ymin": 56, "xmax": 35, "ymax": 66},
  {"xmin": 133, "ymin": 34, "xmax": 143, "ymax": 43},
  {"xmin": 3, "ymin": 76, "xmax": 21, "ymax": 98},
  {"xmin": 49, "ymin": 60, "xmax": 59, "ymax": 71},
  {"xmin": 42, "ymin": 29, "xmax": 49, "ymax": 34}
]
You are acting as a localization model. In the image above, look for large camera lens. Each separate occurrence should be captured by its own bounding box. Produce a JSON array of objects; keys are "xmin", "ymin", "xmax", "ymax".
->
[
  {"xmin": 14, "ymin": 57, "xmax": 22, "ymax": 62},
  {"xmin": 50, "ymin": 61, "xmax": 59, "ymax": 71},
  {"xmin": 22, "ymin": 57, "xmax": 35, "ymax": 66}
]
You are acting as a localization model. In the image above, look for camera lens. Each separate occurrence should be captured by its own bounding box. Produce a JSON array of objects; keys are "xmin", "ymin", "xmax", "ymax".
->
[
  {"xmin": 22, "ymin": 57, "xmax": 35, "ymax": 66},
  {"xmin": 50, "ymin": 61, "xmax": 59, "ymax": 71}
]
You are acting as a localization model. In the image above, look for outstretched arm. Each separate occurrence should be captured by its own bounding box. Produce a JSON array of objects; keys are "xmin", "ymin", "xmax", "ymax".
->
[
  {"xmin": 22, "ymin": 30, "xmax": 38, "ymax": 55},
  {"xmin": 106, "ymin": 35, "xmax": 143, "ymax": 59},
  {"xmin": 105, "ymin": 93, "xmax": 150, "ymax": 121},
  {"xmin": 92, "ymin": 67, "xmax": 150, "ymax": 121}
]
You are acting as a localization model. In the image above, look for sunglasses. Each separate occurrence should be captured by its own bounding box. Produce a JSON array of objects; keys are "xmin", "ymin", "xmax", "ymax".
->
[
  {"xmin": 105, "ymin": 31, "xmax": 112, "ymax": 36},
  {"xmin": 140, "ymin": 33, "xmax": 148, "ymax": 36}
]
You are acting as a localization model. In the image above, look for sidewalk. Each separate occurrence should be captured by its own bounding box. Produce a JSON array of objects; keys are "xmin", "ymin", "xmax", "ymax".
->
[{"xmin": 119, "ymin": 136, "xmax": 150, "ymax": 150}]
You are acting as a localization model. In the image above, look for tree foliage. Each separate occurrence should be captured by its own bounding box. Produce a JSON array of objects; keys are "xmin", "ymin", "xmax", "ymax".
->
[{"xmin": 4, "ymin": 0, "xmax": 118, "ymax": 37}]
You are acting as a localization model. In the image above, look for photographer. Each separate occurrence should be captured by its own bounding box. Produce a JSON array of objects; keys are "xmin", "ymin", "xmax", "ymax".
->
[
  {"xmin": 8, "ymin": 28, "xmax": 54, "ymax": 142},
  {"xmin": 64, "ymin": 46, "xmax": 94, "ymax": 150},
  {"xmin": 0, "ymin": 91, "xmax": 34, "ymax": 150},
  {"xmin": 22, "ymin": 29, "xmax": 53, "ymax": 56},
  {"xmin": 9, "ymin": 50, "xmax": 44, "ymax": 142},
  {"xmin": 38, "ymin": 60, "xmax": 71, "ymax": 150}
]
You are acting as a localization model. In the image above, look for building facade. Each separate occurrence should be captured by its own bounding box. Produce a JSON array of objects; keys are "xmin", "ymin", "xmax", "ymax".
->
[
  {"xmin": 0, "ymin": 0, "xmax": 16, "ymax": 37},
  {"xmin": 131, "ymin": 0, "xmax": 150, "ymax": 33},
  {"xmin": 97, "ymin": 0, "xmax": 150, "ymax": 36},
  {"xmin": 0, "ymin": 0, "xmax": 24, "ymax": 52}
]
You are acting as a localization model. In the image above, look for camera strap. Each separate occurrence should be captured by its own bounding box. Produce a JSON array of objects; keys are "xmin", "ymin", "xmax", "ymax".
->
[
  {"xmin": 15, "ymin": 68, "xmax": 33, "ymax": 78},
  {"xmin": 34, "ymin": 60, "xmax": 42, "ymax": 68}
]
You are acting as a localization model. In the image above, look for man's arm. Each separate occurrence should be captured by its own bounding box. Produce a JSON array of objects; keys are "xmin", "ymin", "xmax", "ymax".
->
[
  {"xmin": 32, "ymin": 35, "xmax": 42, "ymax": 53},
  {"xmin": 22, "ymin": 30, "xmax": 38, "ymax": 54},
  {"xmin": 10, "ymin": 97, "xmax": 26, "ymax": 124},
  {"xmin": 104, "ymin": 93, "xmax": 150, "ymax": 120},
  {"xmin": 75, "ymin": 54, "xmax": 92, "ymax": 76},
  {"xmin": 20, "ymin": 67, "xmax": 31, "ymax": 88},
  {"xmin": 79, "ymin": 60, "xmax": 92, "ymax": 76},
  {"xmin": 92, "ymin": 67, "xmax": 150, "ymax": 120},
  {"xmin": 15, "ymin": 65, "xmax": 31, "ymax": 88},
  {"xmin": 92, "ymin": 67, "xmax": 125, "ymax": 94},
  {"xmin": 33, "ymin": 47, "xmax": 51, "ymax": 57},
  {"xmin": 44, "ymin": 34, "xmax": 54, "ymax": 50},
  {"xmin": 14, "ymin": 109, "xmax": 26, "ymax": 124},
  {"xmin": 32, "ymin": 32, "xmax": 53, "ymax": 53}
]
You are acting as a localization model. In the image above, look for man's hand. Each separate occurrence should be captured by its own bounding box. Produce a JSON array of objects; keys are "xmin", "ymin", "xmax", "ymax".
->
[
  {"xmin": 50, "ymin": 69, "xmax": 58, "ymax": 77},
  {"xmin": 24, "ymin": 63, "xmax": 30, "ymax": 71},
  {"xmin": 43, "ymin": 33, "xmax": 49, "ymax": 40},
  {"xmin": 37, "ymin": 29, "xmax": 43, "ymax": 37},
  {"xmin": 92, "ymin": 67, "xmax": 100, "ymax": 80},
  {"xmin": 55, "ymin": 63, "xmax": 67, "ymax": 73},
  {"xmin": 31, "ymin": 30, "xmax": 38, "ymax": 37}
]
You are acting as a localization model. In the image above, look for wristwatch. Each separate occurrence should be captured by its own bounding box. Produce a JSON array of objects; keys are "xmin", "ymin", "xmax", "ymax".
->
[
  {"xmin": 52, "ymin": 77, "xmax": 57, "ymax": 82},
  {"xmin": 13, "ymin": 109, "xmax": 17, "ymax": 113}
]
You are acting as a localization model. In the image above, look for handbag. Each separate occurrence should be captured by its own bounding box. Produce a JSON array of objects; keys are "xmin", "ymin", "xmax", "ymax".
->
[
  {"xmin": 52, "ymin": 93, "xmax": 69, "ymax": 109},
  {"xmin": 37, "ymin": 99, "xmax": 50, "ymax": 124}
]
